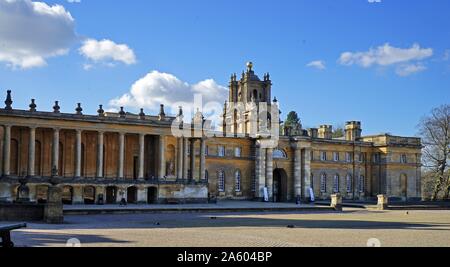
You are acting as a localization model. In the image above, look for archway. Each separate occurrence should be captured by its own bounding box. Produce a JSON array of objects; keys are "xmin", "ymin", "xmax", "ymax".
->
[
  {"xmin": 400, "ymin": 174, "xmax": 408, "ymax": 199},
  {"xmin": 127, "ymin": 186, "xmax": 138, "ymax": 204},
  {"xmin": 62, "ymin": 186, "xmax": 73, "ymax": 205},
  {"xmin": 83, "ymin": 186, "xmax": 96, "ymax": 205},
  {"xmin": 147, "ymin": 187, "xmax": 158, "ymax": 204},
  {"xmin": 106, "ymin": 186, "xmax": 117, "ymax": 204},
  {"xmin": 273, "ymin": 168, "xmax": 288, "ymax": 202}
]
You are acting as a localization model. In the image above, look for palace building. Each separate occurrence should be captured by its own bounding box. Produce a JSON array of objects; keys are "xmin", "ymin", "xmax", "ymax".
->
[{"xmin": 0, "ymin": 63, "xmax": 422, "ymax": 205}]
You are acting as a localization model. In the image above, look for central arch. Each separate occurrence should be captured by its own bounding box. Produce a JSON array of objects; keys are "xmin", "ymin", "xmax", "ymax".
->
[
  {"xmin": 273, "ymin": 168, "xmax": 288, "ymax": 202},
  {"xmin": 127, "ymin": 186, "xmax": 138, "ymax": 204}
]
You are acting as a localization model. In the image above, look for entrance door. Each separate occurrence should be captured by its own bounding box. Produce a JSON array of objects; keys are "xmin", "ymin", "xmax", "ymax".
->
[
  {"xmin": 273, "ymin": 169, "xmax": 288, "ymax": 202},
  {"xmin": 147, "ymin": 187, "xmax": 158, "ymax": 204},
  {"xmin": 106, "ymin": 186, "xmax": 117, "ymax": 204},
  {"xmin": 127, "ymin": 187, "xmax": 137, "ymax": 204}
]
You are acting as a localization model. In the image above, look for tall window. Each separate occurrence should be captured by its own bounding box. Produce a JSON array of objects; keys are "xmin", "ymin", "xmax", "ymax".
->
[
  {"xmin": 359, "ymin": 152, "xmax": 365, "ymax": 163},
  {"xmin": 359, "ymin": 175, "xmax": 365, "ymax": 193},
  {"xmin": 310, "ymin": 173, "xmax": 314, "ymax": 190},
  {"xmin": 218, "ymin": 170, "xmax": 225, "ymax": 192},
  {"xmin": 346, "ymin": 152, "xmax": 352, "ymax": 163},
  {"xmin": 333, "ymin": 152, "xmax": 339, "ymax": 162},
  {"xmin": 218, "ymin": 146, "xmax": 225, "ymax": 157},
  {"xmin": 251, "ymin": 170, "xmax": 256, "ymax": 192},
  {"xmin": 401, "ymin": 154, "xmax": 407, "ymax": 164},
  {"xmin": 235, "ymin": 170, "xmax": 241, "ymax": 192},
  {"xmin": 346, "ymin": 174, "xmax": 353, "ymax": 193},
  {"xmin": 320, "ymin": 151, "xmax": 327, "ymax": 161},
  {"xmin": 333, "ymin": 174, "xmax": 340, "ymax": 193},
  {"xmin": 205, "ymin": 170, "xmax": 209, "ymax": 181},
  {"xmin": 320, "ymin": 173, "xmax": 327, "ymax": 193},
  {"xmin": 373, "ymin": 153, "xmax": 380, "ymax": 163},
  {"xmin": 234, "ymin": 147, "xmax": 242, "ymax": 157},
  {"xmin": 205, "ymin": 146, "xmax": 209, "ymax": 156}
]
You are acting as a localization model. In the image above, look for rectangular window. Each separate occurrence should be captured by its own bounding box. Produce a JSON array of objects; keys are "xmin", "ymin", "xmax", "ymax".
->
[
  {"xmin": 218, "ymin": 146, "xmax": 225, "ymax": 157},
  {"xmin": 333, "ymin": 152, "xmax": 339, "ymax": 162},
  {"xmin": 358, "ymin": 152, "xmax": 365, "ymax": 163},
  {"xmin": 401, "ymin": 154, "xmax": 407, "ymax": 164},
  {"xmin": 320, "ymin": 151, "xmax": 327, "ymax": 161},
  {"xmin": 205, "ymin": 146, "xmax": 209, "ymax": 156},
  {"xmin": 234, "ymin": 147, "xmax": 242, "ymax": 158},
  {"xmin": 346, "ymin": 152, "xmax": 352, "ymax": 163}
]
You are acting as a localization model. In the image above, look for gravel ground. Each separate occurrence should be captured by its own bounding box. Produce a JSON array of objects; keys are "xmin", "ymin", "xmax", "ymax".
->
[{"xmin": 8, "ymin": 208, "xmax": 450, "ymax": 247}]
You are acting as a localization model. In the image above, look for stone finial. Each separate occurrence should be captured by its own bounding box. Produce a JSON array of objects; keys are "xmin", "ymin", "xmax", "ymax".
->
[
  {"xmin": 29, "ymin": 99, "xmax": 37, "ymax": 112},
  {"xmin": 178, "ymin": 106, "xmax": 183, "ymax": 117},
  {"xmin": 246, "ymin": 61, "xmax": 253, "ymax": 72},
  {"xmin": 119, "ymin": 107, "xmax": 126, "ymax": 118},
  {"xmin": 4, "ymin": 90, "xmax": 12, "ymax": 110},
  {"xmin": 158, "ymin": 104, "xmax": 166, "ymax": 121},
  {"xmin": 266, "ymin": 72, "xmax": 270, "ymax": 81},
  {"xmin": 53, "ymin": 101, "xmax": 61, "ymax": 113},
  {"xmin": 139, "ymin": 108, "xmax": 146, "ymax": 120},
  {"xmin": 97, "ymin": 105, "xmax": 105, "ymax": 117},
  {"xmin": 273, "ymin": 96, "xmax": 278, "ymax": 103},
  {"xmin": 75, "ymin": 103, "xmax": 83, "ymax": 115}
]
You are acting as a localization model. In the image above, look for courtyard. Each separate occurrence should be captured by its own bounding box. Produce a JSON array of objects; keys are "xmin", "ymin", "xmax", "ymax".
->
[{"xmin": 7, "ymin": 208, "xmax": 450, "ymax": 247}]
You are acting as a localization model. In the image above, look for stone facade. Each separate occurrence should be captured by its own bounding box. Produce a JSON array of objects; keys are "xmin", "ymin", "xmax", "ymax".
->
[{"xmin": 0, "ymin": 63, "xmax": 423, "ymax": 205}]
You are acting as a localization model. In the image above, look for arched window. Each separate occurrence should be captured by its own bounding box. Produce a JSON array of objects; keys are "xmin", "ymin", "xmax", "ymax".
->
[
  {"xmin": 273, "ymin": 149, "xmax": 287, "ymax": 159},
  {"xmin": 333, "ymin": 174, "xmax": 340, "ymax": 193},
  {"xmin": 346, "ymin": 174, "xmax": 353, "ymax": 193},
  {"xmin": 235, "ymin": 170, "xmax": 241, "ymax": 192},
  {"xmin": 218, "ymin": 170, "xmax": 225, "ymax": 192},
  {"xmin": 359, "ymin": 175, "xmax": 365, "ymax": 193},
  {"xmin": 320, "ymin": 173, "xmax": 327, "ymax": 193}
]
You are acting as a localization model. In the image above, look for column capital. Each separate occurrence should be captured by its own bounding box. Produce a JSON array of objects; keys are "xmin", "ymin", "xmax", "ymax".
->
[
  {"xmin": 76, "ymin": 129, "xmax": 83, "ymax": 134},
  {"xmin": 53, "ymin": 127, "xmax": 61, "ymax": 132},
  {"xmin": 28, "ymin": 125, "xmax": 37, "ymax": 130}
]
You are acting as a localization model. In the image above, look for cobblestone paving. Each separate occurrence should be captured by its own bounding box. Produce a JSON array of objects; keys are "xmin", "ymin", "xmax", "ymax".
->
[{"xmin": 9, "ymin": 208, "xmax": 450, "ymax": 247}]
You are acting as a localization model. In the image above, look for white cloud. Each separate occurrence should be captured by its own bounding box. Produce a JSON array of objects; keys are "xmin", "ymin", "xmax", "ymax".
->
[
  {"xmin": 79, "ymin": 39, "xmax": 137, "ymax": 66},
  {"xmin": 0, "ymin": 0, "xmax": 76, "ymax": 69},
  {"xmin": 108, "ymin": 71, "xmax": 228, "ymax": 124},
  {"xmin": 339, "ymin": 43, "xmax": 433, "ymax": 76},
  {"xmin": 396, "ymin": 63, "xmax": 427, "ymax": 77},
  {"xmin": 67, "ymin": 0, "xmax": 81, "ymax": 3},
  {"xmin": 443, "ymin": 50, "xmax": 450, "ymax": 61},
  {"xmin": 306, "ymin": 60, "xmax": 326, "ymax": 70},
  {"xmin": 368, "ymin": 0, "xmax": 381, "ymax": 3}
]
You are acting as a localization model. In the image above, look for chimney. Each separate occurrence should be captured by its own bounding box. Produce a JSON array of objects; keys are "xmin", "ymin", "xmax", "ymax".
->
[
  {"xmin": 345, "ymin": 121, "xmax": 362, "ymax": 141},
  {"xmin": 318, "ymin": 125, "xmax": 333, "ymax": 139}
]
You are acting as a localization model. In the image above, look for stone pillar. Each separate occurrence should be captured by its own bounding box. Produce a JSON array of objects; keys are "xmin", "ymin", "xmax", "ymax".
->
[
  {"xmin": 52, "ymin": 128, "xmax": 60, "ymax": 172},
  {"xmin": 44, "ymin": 185, "xmax": 64, "ymax": 224},
  {"xmin": 199, "ymin": 138, "xmax": 206, "ymax": 181},
  {"xmin": 255, "ymin": 144, "xmax": 261, "ymax": 198},
  {"xmin": 331, "ymin": 193, "xmax": 343, "ymax": 211},
  {"xmin": 294, "ymin": 147, "xmax": 302, "ymax": 198},
  {"xmin": 183, "ymin": 138, "xmax": 189, "ymax": 179},
  {"xmin": 138, "ymin": 133, "xmax": 145, "ymax": 180},
  {"xmin": 118, "ymin": 132, "xmax": 125, "ymax": 179},
  {"xmin": 190, "ymin": 139, "xmax": 196, "ymax": 181},
  {"xmin": 303, "ymin": 148, "xmax": 312, "ymax": 199},
  {"xmin": 377, "ymin": 194, "xmax": 389, "ymax": 210},
  {"xmin": 75, "ymin": 130, "xmax": 82, "ymax": 177},
  {"xmin": 28, "ymin": 127, "xmax": 36, "ymax": 177},
  {"xmin": 266, "ymin": 148, "xmax": 273, "ymax": 201},
  {"xmin": 3, "ymin": 125, "xmax": 11, "ymax": 176},
  {"xmin": 177, "ymin": 138, "xmax": 183, "ymax": 179},
  {"xmin": 97, "ymin": 131, "xmax": 104, "ymax": 178},
  {"xmin": 158, "ymin": 135, "xmax": 166, "ymax": 178}
]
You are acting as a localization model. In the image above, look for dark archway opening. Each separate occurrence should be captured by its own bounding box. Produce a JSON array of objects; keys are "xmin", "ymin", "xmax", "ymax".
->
[
  {"xmin": 127, "ymin": 186, "xmax": 138, "ymax": 204},
  {"xmin": 273, "ymin": 168, "xmax": 288, "ymax": 202},
  {"xmin": 147, "ymin": 187, "xmax": 158, "ymax": 204},
  {"xmin": 106, "ymin": 186, "xmax": 117, "ymax": 204}
]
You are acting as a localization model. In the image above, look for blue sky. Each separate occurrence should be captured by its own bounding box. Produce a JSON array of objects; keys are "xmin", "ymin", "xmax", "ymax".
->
[{"xmin": 0, "ymin": 0, "xmax": 449, "ymax": 137}]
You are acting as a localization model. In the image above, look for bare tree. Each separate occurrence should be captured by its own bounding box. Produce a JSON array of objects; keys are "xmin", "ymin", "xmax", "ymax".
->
[{"xmin": 418, "ymin": 104, "xmax": 450, "ymax": 200}]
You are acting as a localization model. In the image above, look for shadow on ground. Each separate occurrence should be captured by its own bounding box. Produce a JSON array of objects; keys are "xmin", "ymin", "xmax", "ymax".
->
[{"xmin": 14, "ymin": 232, "xmax": 131, "ymax": 247}]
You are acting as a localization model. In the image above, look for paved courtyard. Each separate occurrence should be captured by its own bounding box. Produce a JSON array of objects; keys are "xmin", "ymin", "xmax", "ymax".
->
[{"xmin": 6, "ymin": 208, "xmax": 450, "ymax": 247}]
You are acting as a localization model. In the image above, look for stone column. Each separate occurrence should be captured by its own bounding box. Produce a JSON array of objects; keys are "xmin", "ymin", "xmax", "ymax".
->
[
  {"xmin": 158, "ymin": 135, "xmax": 166, "ymax": 178},
  {"xmin": 303, "ymin": 148, "xmax": 312, "ymax": 200},
  {"xmin": 183, "ymin": 138, "xmax": 189, "ymax": 179},
  {"xmin": 294, "ymin": 147, "xmax": 302, "ymax": 198},
  {"xmin": 190, "ymin": 139, "xmax": 196, "ymax": 181},
  {"xmin": 28, "ymin": 127, "xmax": 36, "ymax": 177},
  {"xmin": 3, "ymin": 125, "xmax": 11, "ymax": 176},
  {"xmin": 44, "ymin": 185, "xmax": 64, "ymax": 224},
  {"xmin": 199, "ymin": 138, "xmax": 206, "ymax": 181},
  {"xmin": 118, "ymin": 132, "xmax": 125, "ymax": 179},
  {"xmin": 75, "ymin": 130, "xmax": 82, "ymax": 177},
  {"xmin": 177, "ymin": 138, "xmax": 183, "ymax": 179},
  {"xmin": 138, "ymin": 133, "xmax": 145, "ymax": 180},
  {"xmin": 52, "ymin": 128, "xmax": 60, "ymax": 172},
  {"xmin": 97, "ymin": 131, "xmax": 104, "ymax": 178},
  {"xmin": 266, "ymin": 148, "xmax": 273, "ymax": 201}
]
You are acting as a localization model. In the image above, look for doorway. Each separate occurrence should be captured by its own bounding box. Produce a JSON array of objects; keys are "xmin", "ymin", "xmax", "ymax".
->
[
  {"xmin": 127, "ymin": 186, "xmax": 138, "ymax": 204},
  {"xmin": 106, "ymin": 186, "xmax": 117, "ymax": 204},
  {"xmin": 147, "ymin": 187, "xmax": 158, "ymax": 204},
  {"xmin": 273, "ymin": 168, "xmax": 288, "ymax": 202}
]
